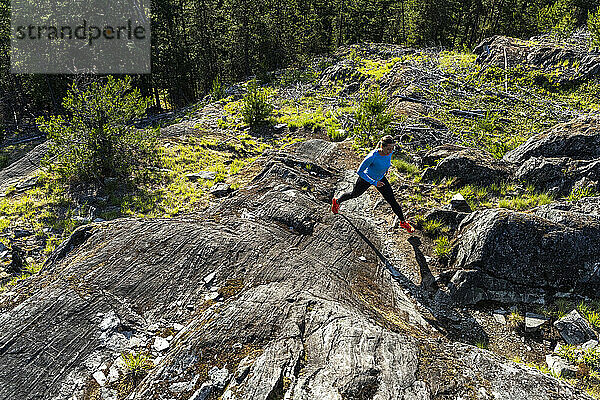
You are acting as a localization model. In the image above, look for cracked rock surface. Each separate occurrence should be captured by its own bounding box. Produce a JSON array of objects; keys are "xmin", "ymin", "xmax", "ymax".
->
[{"xmin": 0, "ymin": 139, "xmax": 593, "ymax": 399}]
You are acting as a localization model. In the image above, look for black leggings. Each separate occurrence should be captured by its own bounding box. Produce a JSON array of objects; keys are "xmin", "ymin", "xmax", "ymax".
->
[{"xmin": 338, "ymin": 176, "xmax": 405, "ymax": 221}]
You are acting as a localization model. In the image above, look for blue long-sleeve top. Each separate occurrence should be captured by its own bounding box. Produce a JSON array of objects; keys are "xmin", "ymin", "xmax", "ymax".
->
[{"xmin": 357, "ymin": 149, "xmax": 393, "ymax": 186}]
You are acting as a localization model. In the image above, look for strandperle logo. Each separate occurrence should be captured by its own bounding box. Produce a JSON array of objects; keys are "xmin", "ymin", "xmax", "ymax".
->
[
  {"xmin": 11, "ymin": 0, "xmax": 150, "ymax": 74},
  {"xmin": 13, "ymin": 20, "xmax": 147, "ymax": 46}
]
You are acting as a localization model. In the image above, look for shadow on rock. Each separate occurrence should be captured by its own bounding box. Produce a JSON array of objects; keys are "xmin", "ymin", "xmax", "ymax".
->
[{"xmin": 339, "ymin": 214, "xmax": 489, "ymax": 346}]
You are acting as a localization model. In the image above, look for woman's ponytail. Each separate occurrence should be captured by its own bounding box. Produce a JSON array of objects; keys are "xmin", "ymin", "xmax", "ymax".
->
[{"xmin": 377, "ymin": 135, "xmax": 395, "ymax": 150}]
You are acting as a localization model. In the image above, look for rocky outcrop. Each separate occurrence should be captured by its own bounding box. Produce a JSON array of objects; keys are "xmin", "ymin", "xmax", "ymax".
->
[
  {"xmin": 504, "ymin": 116, "xmax": 600, "ymax": 164},
  {"xmin": 473, "ymin": 35, "xmax": 600, "ymax": 83},
  {"xmin": 507, "ymin": 116, "xmax": 600, "ymax": 195},
  {"xmin": 0, "ymin": 139, "xmax": 592, "ymax": 400},
  {"xmin": 449, "ymin": 205, "xmax": 600, "ymax": 305},
  {"xmin": 318, "ymin": 59, "xmax": 368, "ymax": 90},
  {"xmin": 422, "ymin": 147, "xmax": 512, "ymax": 185},
  {"xmin": 0, "ymin": 141, "xmax": 48, "ymax": 195},
  {"xmin": 420, "ymin": 116, "xmax": 600, "ymax": 195}
]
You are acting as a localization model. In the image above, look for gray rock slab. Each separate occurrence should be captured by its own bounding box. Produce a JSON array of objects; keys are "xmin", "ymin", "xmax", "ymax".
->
[
  {"xmin": 546, "ymin": 354, "xmax": 578, "ymax": 378},
  {"xmin": 186, "ymin": 171, "xmax": 217, "ymax": 181},
  {"xmin": 493, "ymin": 310, "xmax": 507, "ymax": 325},
  {"xmin": 450, "ymin": 208, "xmax": 600, "ymax": 305},
  {"xmin": 210, "ymin": 183, "xmax": 231, "ymax": 197},
  {"xmin": 525, "ymin": 313, "xmax": 549, "ymax": 332}
]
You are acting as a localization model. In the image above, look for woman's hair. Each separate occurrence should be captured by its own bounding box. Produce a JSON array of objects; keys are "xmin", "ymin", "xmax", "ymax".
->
[{"xmin": 377, "ymin": 135, "xmax": 395, "ymax": 149}]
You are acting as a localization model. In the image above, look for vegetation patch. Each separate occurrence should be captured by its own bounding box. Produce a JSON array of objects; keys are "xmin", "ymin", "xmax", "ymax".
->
[{"xmin": 117, "ymin": 352, "xmax": 154, "ymax": 399}]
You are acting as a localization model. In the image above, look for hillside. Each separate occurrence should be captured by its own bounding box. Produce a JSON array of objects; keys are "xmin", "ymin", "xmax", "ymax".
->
[{"xmin": 1, "ymin": 34, "xmax": 600, "ymax": 399}]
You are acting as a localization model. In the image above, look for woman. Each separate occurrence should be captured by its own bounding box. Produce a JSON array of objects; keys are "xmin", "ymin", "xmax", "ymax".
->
[{"xmin": 331, "ymin": 135, "xmax": 414, "ymax": 233}]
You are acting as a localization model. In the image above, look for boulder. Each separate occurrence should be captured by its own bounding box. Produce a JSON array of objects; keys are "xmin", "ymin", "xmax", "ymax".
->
[
  {"xmin": 474, "ymin": 36, "xmax": 532, "ymax": 69},
  {"xmin": 190, "ymin": 367, "xmax": 231, "ymax": 400},
  {"xmin": 582, "ymin": 339, "xmax": 599, "ymax": 350},
  {"xmin": 504, "ymin": 116, "xmax": 600, "ymax": 164},
  {"xmin": 554, "ymin": 310, "xmax": 598, "ymax": 345},
  {"xmin": 546, "ymin": 354, "xmax": 578, "ymax": 378},
  {"xmin": 525, "ymin": 313, "xmax": 549, "ymax": 333},
  {"xmin": 534, "ymin": 196, "xmax": 600, "ymax": 217},
  {"xmin": 513, "ymin": 156, "xmax": 571, "ymax": 194},
  {"xmin": 450, "ymin": 269, "xmax": 546, "ymax": 305},
  {"xmin": 449, "ymin": 207, "xmax": 600, "ymax": 304},
  {"xmin": 532, "ymin": 198, "xmax": 600, "ymax": 227},
  {"xmin": 318, "ymin": 59, "xmax": 367, "ymax": 87},
  {"xmin": 210, "ymin": 182, "xmax": 232, "ymax": 197},
  {"xmin": 420, "ymin": 144, "xmax": 470, "ymax": 167},
  {"xmin": 6, "ymin": 245, "xmax": 24, "ymax": 275},
  {"xmin": 450, "ymin": 193, "xmax": 471, "ymax": 213},
  {"xmin": 493, "ymin": 310, "xmax": 507, "ymax": 325},
  {"xmin": 186, "ymin": 171, "xmax": 217, "ymax": 181},
  {"xmin": 422, "ymin": 147, "xmax": 512, "ymax": 185}
]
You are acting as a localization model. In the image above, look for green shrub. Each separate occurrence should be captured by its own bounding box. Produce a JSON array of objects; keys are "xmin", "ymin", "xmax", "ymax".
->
[
  {"xmin": 555, "ymin": 298, "xmax": 571, "ymax": 319},
  {"xmin": 0, "ymin": 217, "xmax": 9, "ymax": 232},
  {"xmin": 498, "ymin": 192, "xmax": 553, "ymax": 211},
  {"xmin": 242, "ymin": 80, "xmax": 273, "ymax": 127},
  {"xmin": 119, "ymin": 351, "xmax": 153, "ymax": 397},
  {"xmin": 507, "ymin": 310, "xmax": 524, "ymax": 329},
  {"xmin": 328, "ymin": 127, "xmax": 348, "ymax": 142},
  {"xmin": 122, "ymin": 351, "xmax": 153, "ymax": 376},
  {"xmin": 475, "ymin": 340, "xmax": 489, "ymax": 349},
  {"xmin": 587, "ymin": 311, "xmax": 600, "ymax": 330},
  {"xmin": 37, "ymin": 76, "xmax": 157, "ymax": 183},
  {"xmin": 353, "ymin": 88, "xmax": 392, "ymax": 146},
  {"xmin": 434, "ymin": 236, "xmax": 451, "ymax": 258},
  {"xmin": 211, "ymin": 76, "xmax": 225, "ymax": 100},
  {"xmin": 557, "ymin": 343, "xmax": 600, "ymax": 372},
  {"xmin": 568, "ymin": 186, "xmax": 598, "ymax": 201}
]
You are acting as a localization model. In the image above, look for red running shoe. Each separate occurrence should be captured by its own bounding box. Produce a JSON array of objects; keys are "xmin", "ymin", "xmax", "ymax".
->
[
  {"xmin": 399, "ymin": 220, "xmax": 414, "ymax": 233},
  {"xmin": 331, "ymin": 198, "xmax": 340, "ymax": 214}
]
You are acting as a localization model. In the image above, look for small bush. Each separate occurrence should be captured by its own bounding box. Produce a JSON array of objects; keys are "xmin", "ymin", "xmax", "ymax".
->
[
  {"xmin": 37, "ymin": 76, "xmax": 158, "ymax": 184},
  {"xmin": 557, "ymin": 343, "xmax": 600, "ymax": 372},
  {"xmin": 475, "ymin": 340, "xmax": 489, "ymax": 349},
  {"xmin": 328, "ymin": 127, "xmax": 349, "ymax": 142},
  {"xmin": 507, "ymin": 310, "xmax": 524, "ymax": 329},
  {"xmin": 119, "ymin": 351, "xmax": 153, "ymax": 397},
  {"xmin": 122, "ymin": 352, "xmax": 152, "ymax": 375},
  {"xmin": 242, "ymin": 80, "xmax": 273, "ymax": 127},
  {"xmin": 555, "ymin": 298, "xmax": 571, "ymax": 319},
  {"xmin": 498, "ymin": 192, "xmax": 553, "ymax": 211},
  {"xmin": 568, "ymin": 186, "xmax": 597, "ymax": 201},
  {"xmin": 211, "ymin": 76, "xmax": 225, "ymax": 100},
  {"xmin": 0, "ymin": 153, "xmax": 8, "ymax": 169},
  {"xmin": 353, "ymin": 88, "xmax": 392, "ymax": 146}
]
